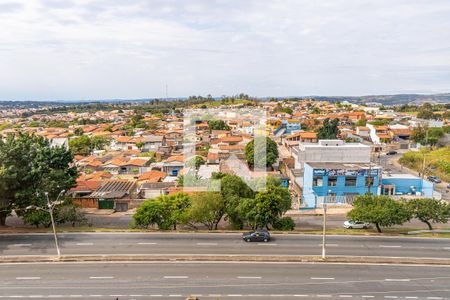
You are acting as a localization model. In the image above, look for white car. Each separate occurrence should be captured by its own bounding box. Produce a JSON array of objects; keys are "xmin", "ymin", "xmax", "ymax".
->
[{"xmin": 343, "ymin": 220, "xmax": 370, "ymax": 229}]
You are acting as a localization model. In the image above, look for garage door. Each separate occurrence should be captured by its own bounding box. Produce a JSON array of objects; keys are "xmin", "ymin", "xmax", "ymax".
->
[{"xmin": 98, "ymin": 199, "xmax": 114, "ymax": 209}]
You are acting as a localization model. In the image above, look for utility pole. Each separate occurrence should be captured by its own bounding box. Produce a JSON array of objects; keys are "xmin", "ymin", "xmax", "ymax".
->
[{"xmin": 322, "ymin": 203, "xmax": 327, "ymax": 259}]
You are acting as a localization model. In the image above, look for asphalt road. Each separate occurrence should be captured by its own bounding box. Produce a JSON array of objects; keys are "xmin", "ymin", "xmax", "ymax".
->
[
  {"xmin": 0, "ymin": 261, "xmax": 449, "ymax": 299},
  {"xmin": 1, "ymin": 232, "xmax": 450, "ymax": 259}
]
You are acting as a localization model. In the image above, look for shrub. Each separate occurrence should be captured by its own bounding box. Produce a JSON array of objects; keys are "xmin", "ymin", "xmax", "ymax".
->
[{"xmin": 273, "ymin": 217, "xmax": 295, "ymax": 231}]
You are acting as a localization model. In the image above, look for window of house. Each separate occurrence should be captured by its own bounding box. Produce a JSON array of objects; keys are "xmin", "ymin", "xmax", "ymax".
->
[
  {"xmin": 313, "ymin": 176, "xmax": 323, "ymax": 187},
  {"xmin": 328, "ymin": 176, "xmax": 337, "ymax": 186},
  {"xmin": 345, "ymin": 176, "xmax": 357, "ymax": 186}
]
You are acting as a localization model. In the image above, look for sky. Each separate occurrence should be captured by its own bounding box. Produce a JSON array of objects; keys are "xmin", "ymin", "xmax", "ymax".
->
[{"xmin": 1, "ymin": 0, "xmax": 450, "ymax": 101}]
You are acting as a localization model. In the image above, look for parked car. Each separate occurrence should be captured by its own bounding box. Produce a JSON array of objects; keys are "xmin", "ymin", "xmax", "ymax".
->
[
  {"xmin": 386, "ymin": 150, "xmax": 398, "ymax": 155},
  {"xmin": 427, "ymin": 176, "xmax": 442, "ymax": 183},
  {"xmin": 242, "ymin": 230, "xmax": 271, "ymax": 242},
  {"xmin": 447, "ymin": 184, "xmax": 450, "ymax": 189},
  {"xmin": 343, "ymin": 220, "xmax": 370, "ymax": 229}
]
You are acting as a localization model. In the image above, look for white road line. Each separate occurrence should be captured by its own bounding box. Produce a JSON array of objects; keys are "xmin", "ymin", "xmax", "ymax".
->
[
  {"xmin": 385, "ymin": 278, "xmax": 411, "ymax": 282},
  {"xmin": 317, "ymin": 295, "xmax": 332, "ymax": 298},
  {"xmin": 311, "ymin": 277, "xmax": 335, "ymax": 280},
  {"xmin": 149, "ymin": 295, "xmax": 162, "ymax": 297},
  {"xmin": 405, "ymin": 297, "xmax": 418, "ymax": 299},
  {"xmin": 169, "ymin": 295, "xmax": 182, "ymax": 297},
  {"xmin": 339, "ymin": 296, "xmax": 353, "ymax": 298},
  {"xmin": 427, "ymin": 297, "xmax": 443, "ymax": 299},
  {"xmin": 293, "ymin": 295, "xmax": 309, "ymax": 297},
  {"xmin": 163, "ymin": 276, "xmax": 189, "ymax": 279},
  {"xmin": 237, "ymin": 276, "xmax": 262, "ymax": 279},
  {"xmin": 76, "ymin": 243, "xmax": 93, "ymax": 246},
  {"xmin": 379, "ymin": 245, "xmax": 402, "ymax": 248},
  {"xmin": 89, "ymin": 276, "xmax": 114, "ymax": 279},
  {"xmin": 137, "ymin": 242, "xmax": 157, "ymax": 245},
  {"xmin": 319, "ymin": 244, "xmax": 339, "ymax": 247},
  {"xmin": 16, "ymin": 277, "xmax": 40, "ymax": 280},
  {"xmin": 11, "ymin": 244, "xmax": 32, "ymax": 247},
  {"xmin": 361, "ymin": 296, "xmax": 375, "ymax": 298},
  {"xmin": 228, "ymin": 295, "xmax": 243, "ymax": 297},
  {"xmin": 196, "ymin": 243, "xmax": 218, "ymax": 246}
]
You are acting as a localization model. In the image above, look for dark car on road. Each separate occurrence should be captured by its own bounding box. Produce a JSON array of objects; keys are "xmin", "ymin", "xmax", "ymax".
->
[
  {"xmin": 386, "ymin": 150, "xmax": 397, "ymax": 155},
  {"xmin": 427, "ymin": 176, "xmax": 442, "ymax": 183},
  {"xmin": 242, "ymin": 230, "xmax": 270, "ymax": 242}
]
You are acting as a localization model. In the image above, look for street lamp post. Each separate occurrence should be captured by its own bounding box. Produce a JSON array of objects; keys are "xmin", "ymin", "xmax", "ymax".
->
[
  {"xmin": 322, "ymin": 202, "xmax": 327, "ymax": 259},
  {"xmin": 45, "ymin": 192, "xmax": 61, "ymax": 257},
  {"xmin": 28, "ymin": 190, "xmax": 65, "ymax": 258}
]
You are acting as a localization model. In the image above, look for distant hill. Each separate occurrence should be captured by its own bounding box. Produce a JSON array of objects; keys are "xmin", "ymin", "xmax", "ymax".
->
[{"xmin": 306, "ymin": 93, "xmax": 450, "ymax": 106}]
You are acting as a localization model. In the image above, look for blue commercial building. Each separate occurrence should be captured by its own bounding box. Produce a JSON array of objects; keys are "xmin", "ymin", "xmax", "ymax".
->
[{"xmin": 302, "ymin": 162, "xmax": 381, "ymax": 208}]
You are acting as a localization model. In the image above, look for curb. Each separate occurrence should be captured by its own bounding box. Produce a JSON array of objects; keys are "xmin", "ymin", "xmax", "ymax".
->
[{"xmin": 1, "ymin": 255, "xmax": 450, "ymax": 265}]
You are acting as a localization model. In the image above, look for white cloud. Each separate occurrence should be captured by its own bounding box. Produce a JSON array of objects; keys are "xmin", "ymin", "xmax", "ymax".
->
[{"xmin": 0, "ymin": 0, "xmax": 450, "ymax": 100}]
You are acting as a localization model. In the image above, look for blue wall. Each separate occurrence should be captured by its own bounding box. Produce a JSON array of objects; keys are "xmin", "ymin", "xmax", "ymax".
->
[
  {"xmin": 302, "ymin": 163, "xmax": 379, "ymax": 208},
  {"xmin": 381, "ymin": 177, "xmax": 434, "ymax": 197}
]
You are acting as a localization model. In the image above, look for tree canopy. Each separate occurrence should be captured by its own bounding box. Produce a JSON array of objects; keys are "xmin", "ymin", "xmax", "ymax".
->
[
  {"xmin": 245, "ymin": 137, "xmax": 278, "ymax": 168},
  {"xmin": 317, "ymin": 118, "xmax": 340, "ymax": 139},
  {"xmin": 347, "ymin": 195, "xmax": 410, "ymax": 232},
  {"xmin": 406, "ymin": 198, "xmax": 450, "ymax": 230},
  {"xmin": 0, "ymin": 133, "xmax": 78, "ymax": 226}
]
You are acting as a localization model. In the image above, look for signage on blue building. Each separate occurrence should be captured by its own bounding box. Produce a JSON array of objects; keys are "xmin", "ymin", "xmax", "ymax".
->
[{"xmin": 313, "ymin": 168, "xmax": 380, "ymax": 177}]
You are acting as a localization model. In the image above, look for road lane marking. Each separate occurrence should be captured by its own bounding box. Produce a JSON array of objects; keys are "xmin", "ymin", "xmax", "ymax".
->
[
  {"xmin": 228, "ymin": 295, "xmax": 243, "ymax": 297},
  {"xmin": 319, "ymin": 244, "xmax": 339, "ymax": 247},
  {"xmin": 385, "ymin": 278, "xmax": 411, "ymax": 282},
  {"xmin": 169, "ymin": 295, "xmax": 182, "ymax": 297},
  {"xmin": 16, "ymin": 277, "xmax": 40, "ymax": 280},
  {"xmin": 237, "ymin": 276, "xmax": 262, "ymax": 279},
  {"xmin": 89, "ymin": 276, "xmax": 114, "ymax": 279},
  {"xmin": 339, "ymin": 296, "xmax": 353, "ymax": 298},
  {"xmin": 293, "ymin": 295, "xmax": 309, "ymax": 297},
  {"xmin": 427, "ymin": 298, "xmax": 443, "ymax": 299},
  {"xmin": 163, "ymin": 276, "xmax": 188, "ymax": 279},
  {"xmin": 405, "ymin": 297, "xmax": 418, "ymax": 299},
  {"xmin": 311, "ymin": 277, "xmax": 335, "ymax": 280},
  {"xmin": 379, "ymin": 245, "xmax": 402, "ymax": 248},
  {"xmin": 196, "ymin": 243, "xmax": 218, "ymax": 246},
  {"xmin": 137, "ymin": 242, "xmax": 157, "ymax": 245},
  {"xmin": 317, "ymin": 295, "xmax": 332, "ymax": 298},
  {"xmin": 76, "ymin": 243, "xmax": 94, "ymax": 246},
  {"xmin": 361, "ymin": 296, "xmax": 374, "ymax": 298}
]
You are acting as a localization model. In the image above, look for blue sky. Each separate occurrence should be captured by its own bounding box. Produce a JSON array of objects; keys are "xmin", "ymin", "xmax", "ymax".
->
[{"xmin": 1, "ymin": 0, "xmax": 450, "ymax": 101}]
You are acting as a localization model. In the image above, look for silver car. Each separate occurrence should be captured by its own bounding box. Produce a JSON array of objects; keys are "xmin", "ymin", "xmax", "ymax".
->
[{"xmin": 343, "ymin": 220, "xmax": 370, "ymax": 229}]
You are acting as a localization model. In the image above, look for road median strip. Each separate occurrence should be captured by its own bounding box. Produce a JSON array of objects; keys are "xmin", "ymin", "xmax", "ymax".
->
[{"xmin": 1, "ymin": 254, "xmax": 450, "ymax": 265}]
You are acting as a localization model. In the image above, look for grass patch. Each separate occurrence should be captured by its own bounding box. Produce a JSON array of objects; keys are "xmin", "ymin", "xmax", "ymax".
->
[{"xmin": 399, "ymin": 147, "xmax": 450, "ymax": 182}]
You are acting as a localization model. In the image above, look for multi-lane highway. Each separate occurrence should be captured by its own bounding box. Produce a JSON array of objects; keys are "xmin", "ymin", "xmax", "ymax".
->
[
  {"xmin": 0, "ymin": 261, "xmax": 449, "ymax": 299},
  {"xmin": 1, "ymin": 232, "xmax": 450, "ymax": 259}
]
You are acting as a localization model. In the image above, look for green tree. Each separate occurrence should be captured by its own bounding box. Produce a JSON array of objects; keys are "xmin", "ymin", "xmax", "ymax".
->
[
  {"xmin": 132, "ymin": 193, "xmax": 190, "ymax": 230},
  {"xmin": 245, "ymin": 137, "xmax": 278, "ymax": 168},
  {"xmin": 74, "ymin": 128, "xmax": 84, "ymax": 136},
  {"xmin": 356, "ymin": 119, "xmax": 367, "ymax": 127},
  {"xmin": 208, "ymin": 120, "xmax": 230, "ymax": 131},
  {"xmin": 317, "ymin": 118, "xmax": 340, "ymax": 139},
  {"xmin": 347, "ymin": 195, "xmax": 410, "ymax": 233},
  {"xmin": 0, "ymin": 133, "xmax": 77, "ymax": 226},
  {"xmin": 187, "ymin": 156, "xmax": 205, "ymax": 169},
  {"xmin": 406, "ymin": 198, "xmax": 450, "ymax": 230},
  {"xmin": 69, "ymin": 135, "xmax": 92, "ymax": 155},
  {"xmin": 183, "ymin": 192, "xmax": 225, "ymax": 230},
  {"xmin": 273, "ymin": 216, "xmax": 295, "ymax": 231},
  {"xmin": 219, "ymin": 174, "xmax": 255, "ymax": 229}
]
